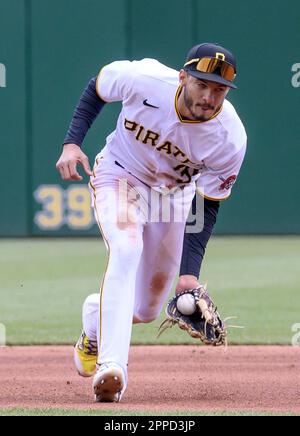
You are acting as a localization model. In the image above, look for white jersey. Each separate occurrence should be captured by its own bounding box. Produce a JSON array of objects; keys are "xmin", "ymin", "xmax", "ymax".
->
[{"xmin": 96, "ymin": 58, "xmax": 247, "ymax": 200}]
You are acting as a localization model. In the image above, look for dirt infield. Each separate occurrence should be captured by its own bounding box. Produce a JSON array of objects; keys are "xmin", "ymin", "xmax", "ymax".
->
[{"xmin": 0, "ymin": 346, "xmax": 300, "ymax": 414}]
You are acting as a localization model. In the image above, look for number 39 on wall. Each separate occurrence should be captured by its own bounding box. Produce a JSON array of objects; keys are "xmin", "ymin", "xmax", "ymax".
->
[{"xmin": 34, "ymin": 185, "xmax": 95, "ymax": 230}]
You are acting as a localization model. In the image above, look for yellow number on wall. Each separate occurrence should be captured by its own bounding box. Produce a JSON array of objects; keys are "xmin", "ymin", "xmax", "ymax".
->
[
  {"xmin": 66, "ymin": 186, "xmax": 94, "ymax": 229},
  {"xmin": 34, "ymin": 185, "xmax": 64, "ymax": 230}
]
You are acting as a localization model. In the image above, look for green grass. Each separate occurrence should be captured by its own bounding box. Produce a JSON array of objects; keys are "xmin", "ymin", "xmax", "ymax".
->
[
  {"xmin": 0, "ymin": 237, "xmax": 300, "ymax": 345},
  {"xmin": 0, "ymin": 408, "xmax": 297, "ymax": 416}
]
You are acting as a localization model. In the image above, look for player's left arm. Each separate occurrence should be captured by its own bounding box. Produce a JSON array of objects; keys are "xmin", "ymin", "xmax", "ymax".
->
[
  {"xmin": 176, "ymin": 197, "xmax": 220, "ymax": 293},
  {"xmin": 177, "ymin": 141, "xmax": 247, "ymax": 293}
]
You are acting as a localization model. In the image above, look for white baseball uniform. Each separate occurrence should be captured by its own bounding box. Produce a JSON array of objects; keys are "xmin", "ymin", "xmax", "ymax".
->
[{"xmin": 82, "ymin": 58, "xmax": 247, "ymax": 374}]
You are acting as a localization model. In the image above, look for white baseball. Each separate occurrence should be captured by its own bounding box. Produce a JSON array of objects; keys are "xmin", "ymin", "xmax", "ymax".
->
[{"xmin": 177, "ymin": 293, "xmax": 197, "ymax": 315}]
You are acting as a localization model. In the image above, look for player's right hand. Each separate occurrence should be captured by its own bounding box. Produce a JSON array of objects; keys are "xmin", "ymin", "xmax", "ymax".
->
[{"xmin": 56, "ymin": 143, "xmax": 93, "ymax": 181}]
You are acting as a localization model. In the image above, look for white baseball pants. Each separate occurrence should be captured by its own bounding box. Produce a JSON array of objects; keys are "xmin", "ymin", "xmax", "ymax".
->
[{"xmin": 83, "ymin": 154, "xmax": 195, "ymax": 375}]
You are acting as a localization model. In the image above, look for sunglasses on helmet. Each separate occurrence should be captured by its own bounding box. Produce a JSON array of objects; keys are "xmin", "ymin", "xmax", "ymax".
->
[{"xmin": 184, "ymin": 57, "xmax": 236, "ymax": 82}]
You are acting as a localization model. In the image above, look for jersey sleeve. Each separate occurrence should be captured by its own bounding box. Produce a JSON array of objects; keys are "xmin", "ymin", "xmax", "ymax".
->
[
  {"xmin": 196, "ymin": 144, "xmax": 247, "ymax": 201},
  {"xmin": 96, "ymin": 60, "xmax": 136, "ymax": 103}
]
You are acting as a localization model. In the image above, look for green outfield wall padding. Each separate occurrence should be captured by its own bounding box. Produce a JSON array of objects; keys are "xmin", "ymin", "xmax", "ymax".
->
[{"xmin": 0, "ymin": 0, "xmax": 299, "ymax": 236}]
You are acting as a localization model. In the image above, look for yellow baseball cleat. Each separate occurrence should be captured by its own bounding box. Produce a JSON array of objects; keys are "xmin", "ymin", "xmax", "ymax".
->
[{"xmin": 74, "ymin": 332, "xmax": 98, "ymax": 378}]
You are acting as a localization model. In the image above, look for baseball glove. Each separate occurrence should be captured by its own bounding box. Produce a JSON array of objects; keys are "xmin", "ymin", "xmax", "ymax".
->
[{"xmin": 158, "ymin": 285, "xmax": 227, "ymax": 346}]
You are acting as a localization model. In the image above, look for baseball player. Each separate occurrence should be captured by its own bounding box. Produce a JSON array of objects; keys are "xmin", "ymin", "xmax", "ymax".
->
[{"xmin": 56, "ymin": 43, "xmax": 247, "ymax": 403}]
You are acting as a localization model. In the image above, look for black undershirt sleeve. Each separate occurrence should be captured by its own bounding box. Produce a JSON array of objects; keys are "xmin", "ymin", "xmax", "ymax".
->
[
  {"xmin": 63, "ymin": 76, "xmax": 106, "ymax": 147},
  {"xmin": 180, "ymin": 196, "xmax": 220, "ymax": 279}
]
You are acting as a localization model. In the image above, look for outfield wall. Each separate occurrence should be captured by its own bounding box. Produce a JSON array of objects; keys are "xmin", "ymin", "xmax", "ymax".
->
[{"xmin": 0, "ymin": 0, "xmax": 299, "ymax": 236}]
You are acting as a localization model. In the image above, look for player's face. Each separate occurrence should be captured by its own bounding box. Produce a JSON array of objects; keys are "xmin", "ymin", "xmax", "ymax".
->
[{"xmin": 179, "ymin": 72, "xmax": 229, "ymax": 121}]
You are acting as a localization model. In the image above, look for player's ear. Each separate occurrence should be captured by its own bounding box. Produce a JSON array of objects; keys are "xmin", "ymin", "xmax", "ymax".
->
[{"xmin": 179, "ymin": 69, "xmax": 188, "ymax": 85}]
